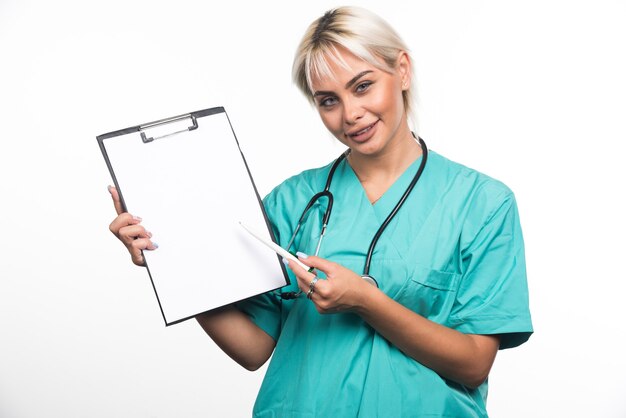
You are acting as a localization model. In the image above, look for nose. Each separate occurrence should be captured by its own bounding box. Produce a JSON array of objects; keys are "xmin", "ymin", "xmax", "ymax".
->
[{"xmin": 342, "ymin": 97, "xmax": 364, "ymax": 126}]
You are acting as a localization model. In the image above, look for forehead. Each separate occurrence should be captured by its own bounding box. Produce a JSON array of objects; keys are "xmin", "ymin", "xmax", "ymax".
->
[{"xmin": 309, "ymin": 46, "xmax": 384, "ymax": 90}]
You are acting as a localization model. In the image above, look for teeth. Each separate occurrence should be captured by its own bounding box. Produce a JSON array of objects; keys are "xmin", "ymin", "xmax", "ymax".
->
[{"xmin": 354, "ymin": 126, "xmax": 371, "ymax": 136}]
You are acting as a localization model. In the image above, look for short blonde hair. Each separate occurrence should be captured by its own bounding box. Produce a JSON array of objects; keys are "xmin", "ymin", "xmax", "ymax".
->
[{"xmin": 292, "ymin": 6, "xmax": 414, "ymax": 116}]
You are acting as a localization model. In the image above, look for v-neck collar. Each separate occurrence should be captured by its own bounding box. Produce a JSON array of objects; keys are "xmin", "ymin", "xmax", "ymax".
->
[{"xmin": 336, "ymin": 155, "xmax": 424, "ymax": 223}]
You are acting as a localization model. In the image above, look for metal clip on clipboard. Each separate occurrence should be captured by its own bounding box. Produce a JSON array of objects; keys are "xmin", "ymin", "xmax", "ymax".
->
[{"xmin": 139, "ymin": 113, "xmax": 199, "ymax": 143}]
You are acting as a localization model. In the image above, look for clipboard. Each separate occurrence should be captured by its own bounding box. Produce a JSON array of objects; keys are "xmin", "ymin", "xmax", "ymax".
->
[{"xmin": 97, "ymin": 107, "xmax": 289, "ymax": 326}]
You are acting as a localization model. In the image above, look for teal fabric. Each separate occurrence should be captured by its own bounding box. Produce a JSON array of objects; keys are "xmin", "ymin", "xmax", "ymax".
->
[{"xmin": 237, "ymin": 150, "xmax": 533, "ymax": 417}]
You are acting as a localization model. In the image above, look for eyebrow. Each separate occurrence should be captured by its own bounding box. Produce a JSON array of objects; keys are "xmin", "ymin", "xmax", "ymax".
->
[
  {"xmin": 313, "ymin": 70, "xmax": 374, "ymax": 98},
  {"xmin": 345, "ymin": 70, "xmax": 373, "ymax": 89}
]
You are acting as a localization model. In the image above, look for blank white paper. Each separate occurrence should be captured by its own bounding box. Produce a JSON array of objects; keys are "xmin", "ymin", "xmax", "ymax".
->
[{"xmin": 99, "ymin": 108, "xmax": 288, "ymax": 325}]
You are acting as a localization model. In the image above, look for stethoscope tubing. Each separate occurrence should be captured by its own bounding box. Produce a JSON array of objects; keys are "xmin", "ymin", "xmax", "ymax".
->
[
  {"xmin": 362, "ymin": 136, "xmax": 428, "ymax": 277},
  {"xmin": 282, "ymin": 135, "xmax": 427, "ymax": 296}
]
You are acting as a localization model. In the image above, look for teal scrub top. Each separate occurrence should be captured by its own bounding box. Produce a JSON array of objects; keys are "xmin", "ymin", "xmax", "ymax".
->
[{"xmin": 237, "ymin": 150, "xmax": 533, "ymax": 417}]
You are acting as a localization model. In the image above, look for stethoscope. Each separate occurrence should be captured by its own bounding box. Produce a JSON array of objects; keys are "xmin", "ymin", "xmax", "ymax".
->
[{"xmin": 280, "ymin": 135, "xmax": 428, "ymax": 299}]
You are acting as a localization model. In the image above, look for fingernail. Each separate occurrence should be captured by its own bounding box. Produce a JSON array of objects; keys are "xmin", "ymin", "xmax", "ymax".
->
[
  {"xmin": 133, "ymin": 215, "xmax": 142, "ymax": 222},
  {"xmin": 151, "ymin": 242, "xmax": 159, "ymax": 250},
  {"xmin": 282, "ymin": 257, "xmax": 289, "ymax": 266},
  {"xmin": 146, "ymin": 231, "xmax": 153, "ymax": 238},
  {"xmin": 107, "ymin": 185, "xmax": 114, "ymax": 194},
  {"xmin": 296, "ymin": 252, "xmax": 309, "ymax": 259}
]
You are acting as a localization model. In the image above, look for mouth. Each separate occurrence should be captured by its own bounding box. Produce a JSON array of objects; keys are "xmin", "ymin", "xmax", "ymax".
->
[{"xmin": 346, "ymin": 120, "xmax": 378, "ymax": 142}]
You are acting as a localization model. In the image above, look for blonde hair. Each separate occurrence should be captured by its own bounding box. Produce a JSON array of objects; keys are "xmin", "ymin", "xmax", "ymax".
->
[{"xmin": 292, "ymin": 6, "xmax": 415, "ymax": 117}]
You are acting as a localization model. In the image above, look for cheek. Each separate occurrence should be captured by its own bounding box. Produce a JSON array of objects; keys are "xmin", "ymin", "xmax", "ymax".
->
[
  {"xmin": 384, "ymin": 90, "xmax": 404, "ymax": 113},
  {"xmin": 370, "ymin": 94, "xmax": 389, "ymax": 112},
  {"xmin": 375, "ymin": 81, "xmax": 405, "ymax": 115}
]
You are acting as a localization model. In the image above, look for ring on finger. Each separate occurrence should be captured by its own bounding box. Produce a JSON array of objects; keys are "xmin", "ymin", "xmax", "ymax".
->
[{"xmin": 306, "ymin": 276, "xmax": 319, "ymax": 299}]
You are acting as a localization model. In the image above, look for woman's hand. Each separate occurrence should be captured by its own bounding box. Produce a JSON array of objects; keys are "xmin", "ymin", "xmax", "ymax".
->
[
  {"xmin": 286, "ymin": 253, "xmax": 373, "ymax": 313},
  {"xmin": 107, "ymin": 185, "xmax": 157, "ymax": 266}
]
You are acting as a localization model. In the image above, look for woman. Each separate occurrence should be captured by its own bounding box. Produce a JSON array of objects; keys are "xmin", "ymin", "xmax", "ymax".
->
[{"xmin": 109, "ymin": 6, "xmax": 532, "ymax": 417}]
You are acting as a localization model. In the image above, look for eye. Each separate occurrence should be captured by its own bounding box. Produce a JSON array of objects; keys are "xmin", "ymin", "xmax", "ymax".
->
[
  {"xmin": 318, "ymin": 96, "xmax": 338, "ymax": 108},
  {"xmin": 355, "ymin": 81, "xmax": 372, "ymax": 93}
]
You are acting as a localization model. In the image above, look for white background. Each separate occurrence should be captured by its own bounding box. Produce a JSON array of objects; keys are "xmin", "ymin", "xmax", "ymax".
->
[{"xmin": 1, "ymin": 1, "xmax": 624, "ymax": 417}]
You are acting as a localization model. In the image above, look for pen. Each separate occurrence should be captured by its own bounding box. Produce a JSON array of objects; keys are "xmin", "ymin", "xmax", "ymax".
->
[{"xmin": 239, "ymin": 222, "xmax": 312, "ymax": 271}]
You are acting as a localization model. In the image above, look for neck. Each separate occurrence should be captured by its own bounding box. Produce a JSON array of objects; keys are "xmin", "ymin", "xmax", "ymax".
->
[{"xmin": 348, "ymin": 130, "xmax": 422, "ymax": 184}]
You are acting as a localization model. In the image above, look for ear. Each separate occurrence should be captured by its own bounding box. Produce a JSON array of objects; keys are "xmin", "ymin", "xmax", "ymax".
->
[{"xmin": 396, "ymin": 51, "xmax": 411, "ymax": 91}]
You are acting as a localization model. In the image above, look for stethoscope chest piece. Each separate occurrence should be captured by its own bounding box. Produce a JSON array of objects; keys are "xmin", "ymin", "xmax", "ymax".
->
[{"xmin": 361, "ymin": 275, "xmax": 379, "ymax": 288}]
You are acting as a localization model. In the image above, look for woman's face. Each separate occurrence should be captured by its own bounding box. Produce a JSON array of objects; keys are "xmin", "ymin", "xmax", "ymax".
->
[{"xmin": 310, "ymin": 46, "xmax": 411, "ymax": 158}]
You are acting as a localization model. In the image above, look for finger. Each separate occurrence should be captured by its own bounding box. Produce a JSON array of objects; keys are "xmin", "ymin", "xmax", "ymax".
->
[
  {"xmin": 295, "ymin": 273, "xmax": 314, "ymax": 295},
  {"xmin": 283, "ymin": 258, "xmax": 316, "ymax": 294},
  {"xmin": 130, "ymin": 237, "xmax": 158, "ymax": 252},
  {"xmin": 295, "ymin": 253, "xmax": 337, "ymax": 275},
  {"xmin": 108, "ymin": 185, "xmax": 125, "ymax": 215},
  {"xmin": 109, "ymin": 212, "xmax": 143, "ymax": 237},
  {"xmin": 117, "ymin": 224, "xmax": 152, "ymax": 246},
  {"xmin": 305, "ymin": 276, "xmax": 323, "ymax": 300},
  {"xmin": 129, "ymin": 238, "xmax": 158, "ymax": 266},
  {"xmin": 298, "ymin": 273, "xmax": 329, "ymax": 301},
  {"xmin": 300, "ymin": 277, "xmax": 320, "ymax": 301},
  {"xmin": 130, "ymin": 248, "xmax": 146, "ymax": 266},
  {"xmin": 285, "ymin": 257, "xmax": 316, "ymax": 280}
]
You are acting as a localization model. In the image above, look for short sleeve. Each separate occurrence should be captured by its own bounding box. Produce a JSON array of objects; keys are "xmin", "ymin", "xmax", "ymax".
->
[
  {"xmin": 449, "ymin": 190, "xmax": 533, "ymax": 349},
  {"xmin": 235, "ymin": 292, "xmax": 282, "ymax": 341}
]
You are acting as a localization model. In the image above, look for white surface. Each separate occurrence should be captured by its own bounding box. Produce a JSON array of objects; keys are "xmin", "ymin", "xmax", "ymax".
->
[
  {"xmin": 239, "ymin": 222, "xmax": 309, "ymax": 271},
  {"xmin": 101, "ymin": 111, "xmax": 287, "ymax": 324},
  {"xmin": 1, "ymin": 1, "xmax": 625, "ymax": 417}
]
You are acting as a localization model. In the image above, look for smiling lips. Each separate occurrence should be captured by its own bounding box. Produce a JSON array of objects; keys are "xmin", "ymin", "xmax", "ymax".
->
[{"xmin": 347, "ymin": 120, "xmax": 378, "ymax": 143}]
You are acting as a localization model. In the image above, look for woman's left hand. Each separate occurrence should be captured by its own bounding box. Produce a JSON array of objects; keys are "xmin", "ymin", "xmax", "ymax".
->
[{"xmin": 286, "ymin": 253, "xmax": 374, "ymax": 313}]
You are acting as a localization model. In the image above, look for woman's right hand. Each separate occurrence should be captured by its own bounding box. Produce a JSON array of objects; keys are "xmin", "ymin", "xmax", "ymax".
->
[
  {"xmin": 107, "ymin": 185, "xmax": 157, "ymax": 266},
  {"xmin": 107, "ymin": 185, "xmax": 275, "ymax": 368}
]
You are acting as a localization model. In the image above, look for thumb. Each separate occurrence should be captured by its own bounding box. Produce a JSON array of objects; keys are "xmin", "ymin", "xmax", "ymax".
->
[{"xmin": 108, "ymin": 185, "xmax": 125, "ymax": 215}]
